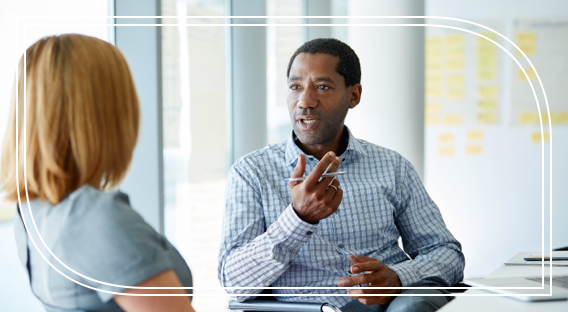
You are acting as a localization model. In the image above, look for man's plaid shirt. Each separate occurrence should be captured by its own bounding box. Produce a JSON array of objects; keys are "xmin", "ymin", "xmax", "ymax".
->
[{"xmin": 218, "ymin": 127, "xmax": 464, "ymax": 307}]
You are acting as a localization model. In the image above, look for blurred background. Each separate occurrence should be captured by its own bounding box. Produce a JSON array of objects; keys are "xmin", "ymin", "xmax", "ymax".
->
[{"xmin": 0, "ymin": 0, "xmax": 567, "ymax": 311}]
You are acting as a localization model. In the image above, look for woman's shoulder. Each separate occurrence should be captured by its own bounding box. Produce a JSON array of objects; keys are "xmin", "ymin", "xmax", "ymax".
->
[
  {"xmin": 56, "ymin": 186, "xmax": 170, "ymax": 281},
  {"xmin": 68, "ymin": 184, "xmax": 130, "ymax": 211},
  {"xmin": 58, "ymin": 185, "xmax": 154, "ymax": 251},
  {"xmin": 63, "ymin": 185, "xmax": 139, "ymax": 226}
]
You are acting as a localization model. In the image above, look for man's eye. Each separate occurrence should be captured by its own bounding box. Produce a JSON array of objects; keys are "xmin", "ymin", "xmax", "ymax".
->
[
  {"xmin": 290, "ymin": 85, "xmax": 300, "ymax": 90},
  {"xmin": 317, "ymin": 85, "xmax": 330, "ymax": 90}
]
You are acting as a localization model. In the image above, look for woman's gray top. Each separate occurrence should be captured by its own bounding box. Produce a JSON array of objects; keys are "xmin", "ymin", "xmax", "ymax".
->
[{"xmin": 14, "ymin": 185, "xmax": 192, "ymax": 312}]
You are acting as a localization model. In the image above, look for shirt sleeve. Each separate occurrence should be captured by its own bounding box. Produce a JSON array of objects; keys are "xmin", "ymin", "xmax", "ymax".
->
[
  {"xmin": 60, "ymin": 190, "xmax": 180, "ymax": 302},
  {"xmin": 217, "ymin": 162, "xmax": 318, "ymax": 302},
  {"xmin": 388, "ymin": 159, "xmax": 465, "ymax": 287}
]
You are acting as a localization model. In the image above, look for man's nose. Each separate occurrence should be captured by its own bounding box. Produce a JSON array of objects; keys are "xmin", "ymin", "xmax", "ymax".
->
[{"xmin": 297, "ymin": 86, "xmax": 318, "ymax": 109}]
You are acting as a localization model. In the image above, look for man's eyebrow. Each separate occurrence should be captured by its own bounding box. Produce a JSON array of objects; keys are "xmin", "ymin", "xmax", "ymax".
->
[
  {"xmin": 314, "ymin": 77, "xmax": 334, "ymax": 83},
  {"xmin": 287, "ymin": 76, "xmax": 336, "ymax": 84}
]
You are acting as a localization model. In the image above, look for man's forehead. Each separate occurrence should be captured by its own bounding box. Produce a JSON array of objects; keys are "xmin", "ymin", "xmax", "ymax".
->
[{"xmin": 288, "ymin": 52, "xmax": 340, "ymax": 81}]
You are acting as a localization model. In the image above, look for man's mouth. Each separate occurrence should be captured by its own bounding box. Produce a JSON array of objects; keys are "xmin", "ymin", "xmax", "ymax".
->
[{"xmin": 301, "ymin": 119, "xmax": 316, "ymax": 125}]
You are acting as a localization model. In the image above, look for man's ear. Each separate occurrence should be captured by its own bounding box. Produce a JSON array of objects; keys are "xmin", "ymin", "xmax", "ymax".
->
[{"xmin": 349, "ymin": 84, "xmax": 362, "ymax": 109}]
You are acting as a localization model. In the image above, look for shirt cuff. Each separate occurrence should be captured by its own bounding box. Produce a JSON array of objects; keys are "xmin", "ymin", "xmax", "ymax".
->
[
  {"xmin": 388, "ymin": 261, "xmax": 421, "ymax": 287},
  {"xmin": 269, "ymin": 204, "xmax": 319, "ymax": 257}
]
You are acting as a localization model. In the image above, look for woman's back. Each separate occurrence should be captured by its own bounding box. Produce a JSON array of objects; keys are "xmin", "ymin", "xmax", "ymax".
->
[{"xmin": 15, "ymin": 185, "xmax": 192, "ymax": 311}]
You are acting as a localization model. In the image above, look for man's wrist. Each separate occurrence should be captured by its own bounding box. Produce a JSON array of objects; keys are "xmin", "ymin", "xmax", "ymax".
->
[
  {"xmin": 291, "ymin": 202, "xmax": 319, "ymax": 224},
  {"xmin": 279, "ymin": 204, "xmax": 319, "ymax": 238},
  {"xmin": 388, "ymin": 262, "xmax": 420, "ymax": 287}
]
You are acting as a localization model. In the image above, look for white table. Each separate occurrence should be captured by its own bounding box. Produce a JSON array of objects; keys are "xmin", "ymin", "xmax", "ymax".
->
[{"xmin": 439, "ymin": 252, "xmax": 568, "ymax": 312}]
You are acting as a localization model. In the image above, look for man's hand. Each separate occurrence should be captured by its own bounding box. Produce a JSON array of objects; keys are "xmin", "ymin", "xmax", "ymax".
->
[
  {"xmin": 289, "ymin": 152, "xmax": 343, "ymax": 224},
  {"xmin": 338, "ymin": 255, "xmax": 402, "ymax": 306}
]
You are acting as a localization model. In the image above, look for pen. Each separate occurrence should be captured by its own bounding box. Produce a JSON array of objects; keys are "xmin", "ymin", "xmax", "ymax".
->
[{"xmin": 284, "ymin": 171, "xmax": 347, "ymax": 183}]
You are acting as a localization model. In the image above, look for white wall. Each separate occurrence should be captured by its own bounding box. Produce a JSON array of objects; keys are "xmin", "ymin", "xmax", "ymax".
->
[{"xmin": 425, "ymin": 0, "xmax": 568, "ymax": 278}]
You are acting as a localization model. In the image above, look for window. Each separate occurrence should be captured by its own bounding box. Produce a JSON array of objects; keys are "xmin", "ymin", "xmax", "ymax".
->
[{"xmin": 161, "ymin": 0, "xmax": 228, "ymax": 310}]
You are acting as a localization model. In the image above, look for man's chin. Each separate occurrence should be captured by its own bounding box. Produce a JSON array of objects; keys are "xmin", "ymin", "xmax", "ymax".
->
[{"xmin": 294, "ymin": 132, "xmax": 326, "ymax": 146}]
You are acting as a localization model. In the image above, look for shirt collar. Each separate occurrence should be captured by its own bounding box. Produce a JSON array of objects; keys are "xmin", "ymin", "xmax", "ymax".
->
[{"xmin": 284, "ymin": 125, "xmax": 367, "ymax": 166}]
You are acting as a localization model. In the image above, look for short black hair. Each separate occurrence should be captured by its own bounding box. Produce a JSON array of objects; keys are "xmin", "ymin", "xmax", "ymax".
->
[{"xmin": 286, "ymin": 38, "xmax": 361, "ymax": 87}]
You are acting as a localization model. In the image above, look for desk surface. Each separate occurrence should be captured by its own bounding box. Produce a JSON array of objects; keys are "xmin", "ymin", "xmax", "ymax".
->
[{"xmin": 439, "ymin": 252, "xmax": 568, "ymax": 312}]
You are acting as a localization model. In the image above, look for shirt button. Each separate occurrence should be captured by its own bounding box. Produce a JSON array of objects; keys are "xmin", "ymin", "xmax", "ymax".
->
[
  {"xmin": 306, "ymin": 231, "xmax": 313, "ymax": 235},
  {"xmin": 338, "ymin": 243, "xmax": 345, "ymax": 248}
]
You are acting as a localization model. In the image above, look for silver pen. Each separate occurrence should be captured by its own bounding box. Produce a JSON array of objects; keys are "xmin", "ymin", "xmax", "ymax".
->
[{"xmin": 284, "ymin": 171, "xmax": 346, "ymax": 183}]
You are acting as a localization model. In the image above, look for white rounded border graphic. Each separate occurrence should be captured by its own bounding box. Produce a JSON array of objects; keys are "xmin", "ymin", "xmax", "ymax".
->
[{"xmin": 15, "ymin": 15, "xmax": 552, "ymax": 297}]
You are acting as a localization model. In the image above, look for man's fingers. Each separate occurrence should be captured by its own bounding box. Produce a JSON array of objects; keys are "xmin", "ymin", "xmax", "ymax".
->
[
  {"xmin": 291, "ymin": 154, "xmax": 306, "ymax": 178},
  {"xmin": 331, "ymin": 186, "xmax": 343, "ymax": 206},
  {"xmin": 350, "ymin": 260, "xmax": 384, "ymax": 274},
  {"xmin": 339, "ymin": 272, "xmax": 374, "ymax": 287},
  {"xmin": 303, "ymin": 152, "xmax": 337, "ymax": 186},
  {"xmin": 289, "ymin": 154, "xmax": 306, "ymax": 189},
  {"xmin": 318, "ymin": 156, "xmax": 341, "ymax": 187},
  {"xmin": 325, "ymin": 179, "xmax": 341, "ymax": 197},
  {"xmin": 349, "ymin": 255, "xmax": 379, "ymax": 264}
]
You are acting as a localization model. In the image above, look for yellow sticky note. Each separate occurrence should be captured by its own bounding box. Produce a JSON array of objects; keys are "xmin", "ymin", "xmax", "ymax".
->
[
  {"xmin": 478, "ymin": 112, "xmax": 497, "ymax": 124},
  {"xmin": 446, "ymin": 88, "xmax": 465, "ymax": 100},
  {"xmin": 438, "ymin": 147, "xmax": 455, "ymax": 156},
  {"xmin": 446, "ymin": 34, "xmax": 464, "ymax": 47},
  {"xmin": 425, "ymin": 102, "xmax": 442, "ymax": 112},
  {"xmin": 426, "ymin": 75, "xmax": 442, "ymax": 85},
  {"xmin": 536, "ymin": 113, "xmax": 558, "ymax": 124},
  {"xmin": 519, "ymin": 112, "xmax": 540, "ymax": 125},
  {"xmin": 560, "ymin": 112, "xmax": 568, "ymax": 124},
  {"xmin": 447, "ymin": 59, "xmax": 465, "ymax": 70},
  {"xmin": 477, "ymin": 32, "xmax": 497, "ymax": 46},
  {"xmin": 478, "ymin": 99, "xmax": 498, "ymax": 109},
  {"xmin": 517, "ymin": 67, "xmax": 537, "ymax": 80},
  {"xmin": 531, "ymin": 132, "xmax": 549, "ymax": 143},
  {"xmin": 535, "ymin": 112, "xmax": 548, "ymax": 126},
  {"xmin": 466, "ymin": 145, "xmax": 483, "ymax": 155},
  {"xmin": 426, "ymin": 37, "xmax": 443, "ymax": 49},
  {"xmin": 516, "ymin": 32, "xmax": 537, "ymax": 56},
  {"xmin": 425, "ymin": 115, "xmax": 440, "ymax": 126},
  {"xmin": 477, "ymin": 69, "xmax": 496, "ymax": 80},
  {"xmin": 446, "ymin": 75, "xmax": 465, "ymax": 85},
  {"xmin": 467, "ymin": 130, "xmax": 484, "ymax": 140},
  {"xmin": 477, "ymin": 57, "xmax": 497, "ymax": 67},
  {"xmin": 549, "ymin": 112, "xmax": 561, "ymax": 124},
  {"xmin": 438, "ymin": 133, "xmax": 455, "ymax": 143},
  {"xmin": 426, "ymin": 62, "xmax": 443, "ymax": 71},
  {"xmin": 444, "ymin": 114, "xmax": 462, "ymax": 125},
  {"xmin": 426, "ymin": 86, "xmax": 443, "ymax": 98},
  {"xmin": 477, "ymin": 45, "xmax": 496, "ymax": 56},
  {"xmin": 517, "ymin": 44, "xmax": 536, "ymax": 55},
  {"xmin": 478, "ymin": 85, "xmax": 498, "ymax": 97},
  {"xmin": 447, "ymin": 48, "xmax": 464, "ymax": 60},
  {"xmin": 516, "ymin": 32, "xmax": 536, "ymax": 44},
  {"xmin": 426, "ymin": 50, "xmax": 443, "ymax": 60}
]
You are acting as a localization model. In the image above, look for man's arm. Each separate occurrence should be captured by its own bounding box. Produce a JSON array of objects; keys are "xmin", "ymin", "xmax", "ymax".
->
[
  {"xmin": 389, "ymin": 159, "xmax": 465, "ymax": 287},
  {"xmin": 338, "ymin": 159, "xmax": 464, "ymax": 306},
  {"xmin": 218, "ymin": 152, "xmax": 342, "ymax": 302}
]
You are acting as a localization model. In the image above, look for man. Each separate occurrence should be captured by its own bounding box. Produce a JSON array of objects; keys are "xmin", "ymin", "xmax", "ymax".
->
[{"xmin": 218, "ymin": 38, "xmax": 464, "ymax": 312}]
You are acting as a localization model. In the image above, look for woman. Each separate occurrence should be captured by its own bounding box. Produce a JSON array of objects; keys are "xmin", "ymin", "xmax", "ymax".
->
[{"xmin": 1, "ymin": 34, "xmax": 196, "ymax": 312}]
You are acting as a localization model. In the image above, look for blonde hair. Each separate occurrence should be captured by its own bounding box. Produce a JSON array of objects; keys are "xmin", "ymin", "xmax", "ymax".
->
[{"xmin": 1, "ymin": 34, "xmax": 140, "ymax": 205}]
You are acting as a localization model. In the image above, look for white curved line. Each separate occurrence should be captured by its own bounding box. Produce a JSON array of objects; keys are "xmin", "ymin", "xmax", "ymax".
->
[{"xmin": 17, "ymin": 16, "xmax": 551, "ymax": 295}]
